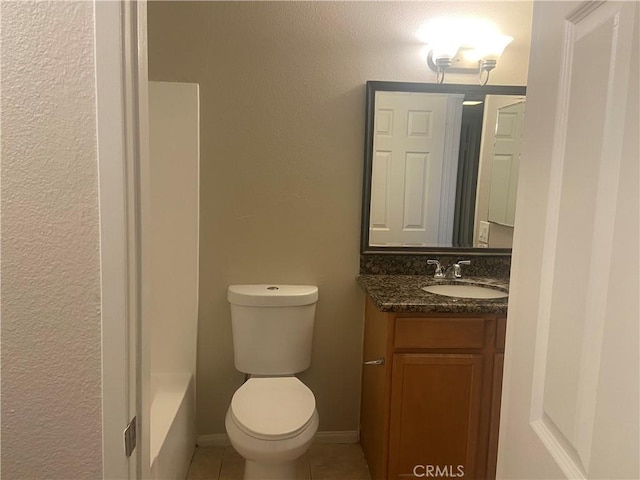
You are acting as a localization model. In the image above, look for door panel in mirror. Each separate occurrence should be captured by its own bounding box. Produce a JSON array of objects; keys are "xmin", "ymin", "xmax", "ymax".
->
[
  {"xmin": 369, "ymin": 92, "xmax": 463, "ymax": 247},
  {"xmin": 488, "ymin": 100, "xmax": 525, "ymax": 227}
]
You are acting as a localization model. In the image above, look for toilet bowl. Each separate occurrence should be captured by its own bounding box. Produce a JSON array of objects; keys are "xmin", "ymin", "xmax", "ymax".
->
[
  {"xmin": 226, "ymin": 285, "xmax": 320, "ymax": 480},
  {"xmin": 225, "ymin": 377, "xmax": 319, "ymax": 480}
]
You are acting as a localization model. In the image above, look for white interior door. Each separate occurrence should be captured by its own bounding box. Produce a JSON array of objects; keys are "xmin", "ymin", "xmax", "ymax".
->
[
  {"xmin": 488, "ymin": 101, "xmax": 525, "ymax": 227},
  {"xmin": 370, "ymin": 91, "xmax": 463, "ymax": 246},
  {"xmin": 499, "ymin": 2, "xmax": 638, "ymax": 479}
]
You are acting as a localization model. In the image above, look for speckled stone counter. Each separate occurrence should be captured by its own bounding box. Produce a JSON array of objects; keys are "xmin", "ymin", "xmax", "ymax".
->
[
  {"xmin": 357, "ymin": 274, "xmax": 509, "ymax": 314},
  {"xmin": 360, "ymin": 254, "xmax": 511, "ymax": 277}
]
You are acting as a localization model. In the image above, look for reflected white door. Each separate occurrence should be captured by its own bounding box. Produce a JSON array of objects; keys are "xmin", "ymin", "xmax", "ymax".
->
[
  {"xmin": 499, "ymin": 2, "xmax": 638, "ymax": 479},
  {"xmin": 488, "ymin": 101, "xmax": 525, "ymax": 227},
  {"xmin": 370, "ymin": 92, "xmax": 463, "ymax": 246}
]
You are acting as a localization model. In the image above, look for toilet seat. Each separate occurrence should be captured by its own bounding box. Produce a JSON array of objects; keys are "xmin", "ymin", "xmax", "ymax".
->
[{"xmin": 230, "ymin": 377, "xmax": 316, "ymax": 441}]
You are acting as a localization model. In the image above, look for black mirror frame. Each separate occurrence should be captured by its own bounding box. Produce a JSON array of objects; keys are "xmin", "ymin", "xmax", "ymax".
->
[{"xmin": 361, "ymin": 81, "xmax": 527, "ymax": 255}]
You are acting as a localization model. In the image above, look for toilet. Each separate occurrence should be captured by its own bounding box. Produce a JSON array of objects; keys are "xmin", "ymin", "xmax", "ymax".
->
[{"xmin": 225, "ymin": 284, "xmax": 319, "ymax": 480}]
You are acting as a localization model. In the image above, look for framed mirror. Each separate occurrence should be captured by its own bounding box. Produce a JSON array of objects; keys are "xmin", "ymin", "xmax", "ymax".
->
[{"xmin": 361, "ymin": 81, "xmax": 526, "ymax": 255}]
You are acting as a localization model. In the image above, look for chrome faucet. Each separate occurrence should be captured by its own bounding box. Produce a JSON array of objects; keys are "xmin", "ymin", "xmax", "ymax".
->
[
  {"xmin": 427, "ymin": 259, "xmax": 471, "ymax": 279},
  {"xmin": 427, "ymin": 259, "xmax": 445, "ymax": 278},
  {"xmin": 447, "ymin": 260, "xmax": 471, "ymax": 278}
]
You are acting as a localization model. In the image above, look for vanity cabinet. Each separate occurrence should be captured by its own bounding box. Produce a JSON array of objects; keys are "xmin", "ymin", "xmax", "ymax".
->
[{"xmin": 360, "ymin": 297, "xmax": 507, "ymax": 480}]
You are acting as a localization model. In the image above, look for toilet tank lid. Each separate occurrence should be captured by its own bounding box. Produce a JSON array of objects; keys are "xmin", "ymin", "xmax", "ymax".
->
[{"xmin": 228, "ymin": 284, "xmax": 318, "ymax": 307}]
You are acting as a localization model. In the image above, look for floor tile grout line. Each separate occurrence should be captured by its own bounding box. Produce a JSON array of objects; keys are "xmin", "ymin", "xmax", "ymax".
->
[{"xmin": 216, "ymin": 450, "xmax": 223, "ymax": 480}]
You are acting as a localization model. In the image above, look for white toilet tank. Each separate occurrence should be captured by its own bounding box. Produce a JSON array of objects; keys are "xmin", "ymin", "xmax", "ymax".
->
[{"xmin": 227, "ymin": 285, "xmax": 318, "ymax": 375}]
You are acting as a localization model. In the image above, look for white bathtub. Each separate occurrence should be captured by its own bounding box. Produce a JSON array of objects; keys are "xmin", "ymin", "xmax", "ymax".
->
[{"xmin": 150, "ymin": 373, "xmax": 196, "ymax": 480}]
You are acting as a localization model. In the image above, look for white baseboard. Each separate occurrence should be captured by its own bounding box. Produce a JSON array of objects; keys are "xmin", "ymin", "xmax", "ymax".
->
[{"xmin": 197, "ymin": 430, "xmax": 359, "ymax": 447}]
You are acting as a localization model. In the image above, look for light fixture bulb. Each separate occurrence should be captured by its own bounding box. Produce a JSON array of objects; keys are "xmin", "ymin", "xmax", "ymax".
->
[
  {"xmin": 461, "ymin": 47, "xmax": 484, "ymax": 62},
  {"xmin": 418, "ymin": 17, "xmax": 464, "ymax": 60},
  {"xmin": 430, "ymin": 40, "xmax": 461, "ymax": 61},
  {"xmin": 418, "ymin": 17, "xmax": 513, "ymax": 85},
  {"xmin": 476, "ymin": 34, "xmax": 514, "ymax": 61}
]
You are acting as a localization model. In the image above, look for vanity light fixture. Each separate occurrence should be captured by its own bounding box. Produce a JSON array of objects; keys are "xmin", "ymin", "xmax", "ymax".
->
[{"xmin": 418, "ymin": 18, "xmax": 513, "ymax": 85}]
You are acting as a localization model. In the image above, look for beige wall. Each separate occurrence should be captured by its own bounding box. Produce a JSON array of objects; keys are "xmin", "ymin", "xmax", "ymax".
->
[
  {"xmin": 1, "ymin": 1, "xmax": 103, "ymax": 477},
  {"xmin": 148, "ymin": 1, "xmax": 532, "ymax": 435}
]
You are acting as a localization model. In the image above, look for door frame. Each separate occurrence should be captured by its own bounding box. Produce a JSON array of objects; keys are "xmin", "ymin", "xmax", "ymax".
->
[{"xmin": 96, "ymin": 1, "xmax": 149, "ymax": 478}]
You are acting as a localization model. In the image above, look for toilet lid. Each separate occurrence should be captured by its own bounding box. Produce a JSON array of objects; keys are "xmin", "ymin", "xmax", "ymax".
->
[{"xmin": 230, "ymin": 377, "xmax": 316, "ymax": 440}]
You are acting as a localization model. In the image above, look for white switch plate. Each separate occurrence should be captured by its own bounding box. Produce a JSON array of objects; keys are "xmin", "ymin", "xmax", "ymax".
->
[{"xmin": 479, "ymin": 221, "xmax": 490, "ymax": 244}]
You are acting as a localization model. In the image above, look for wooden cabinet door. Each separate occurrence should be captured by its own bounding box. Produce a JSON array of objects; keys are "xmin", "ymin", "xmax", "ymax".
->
[
  {"xmin": 360, "ymin": 299, "xmax": 391, "ymax": 480},
  {"xmin": 388, "ymin": 353, "xmax": 484, "ymax": 479},
  {"xmin": 486, "ymin": 353, "xmax": 504, "ymax": 479}
]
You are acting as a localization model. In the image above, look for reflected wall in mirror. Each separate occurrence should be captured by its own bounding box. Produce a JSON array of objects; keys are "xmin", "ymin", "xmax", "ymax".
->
[{"xmin": 361, "ymin": 81, "xmax": 526, "ymax": 254}]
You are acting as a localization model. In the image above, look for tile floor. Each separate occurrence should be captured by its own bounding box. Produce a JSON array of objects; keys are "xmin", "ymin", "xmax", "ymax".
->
[{"xmin": 187, "ymin": 443, "xmax": 371, "ymax": 480}]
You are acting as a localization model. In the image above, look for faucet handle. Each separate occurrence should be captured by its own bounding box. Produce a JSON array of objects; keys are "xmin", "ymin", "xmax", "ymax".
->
[
  {"xmin": 427, "ymin": 259, "xmax": 444, "ymax": 278},
  {"xmin": 453, "ymin": 260, "xmax": 471, "ymax": 278}
]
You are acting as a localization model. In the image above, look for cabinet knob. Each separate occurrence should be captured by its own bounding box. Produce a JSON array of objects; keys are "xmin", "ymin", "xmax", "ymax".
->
[{"xmin": 363, "ymin": 358, "xmax": 385, "ymax": 366}]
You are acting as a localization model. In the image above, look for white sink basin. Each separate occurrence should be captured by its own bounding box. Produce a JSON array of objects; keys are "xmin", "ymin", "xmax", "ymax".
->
[{"xmin": 422, "ymin": 284, "xmax": 508, "ymax": 299}]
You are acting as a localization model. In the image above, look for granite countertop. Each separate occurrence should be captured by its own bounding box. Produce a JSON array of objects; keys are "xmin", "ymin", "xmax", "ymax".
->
[{"xmin": 357, "ymin": 274, "xmax": 509, "ymax": 314}]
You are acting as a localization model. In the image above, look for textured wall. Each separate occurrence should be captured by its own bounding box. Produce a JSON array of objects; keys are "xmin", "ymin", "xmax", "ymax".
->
[
  {"xmin": 1, "ymin": 2, "xmax": 103, "ymax": 477},
  {"xmin": 148, "ymin": 1, "xmax": 532, "ymax": 436}
]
